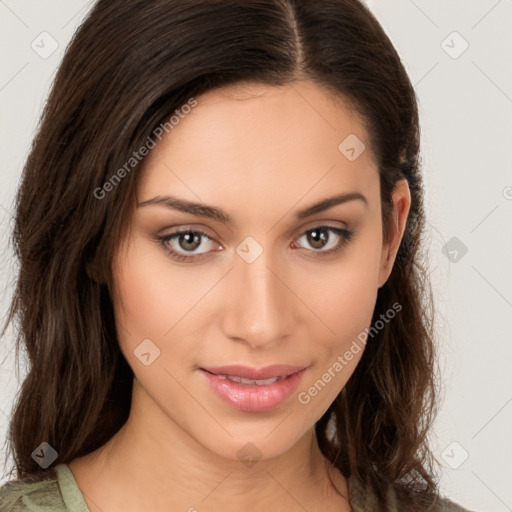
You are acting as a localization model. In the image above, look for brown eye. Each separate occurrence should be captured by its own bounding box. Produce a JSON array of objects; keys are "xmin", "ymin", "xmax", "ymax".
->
[
  {"xmin": 157, "ymin": 229, "xmax": 220, "ymax": 262},
  {"xmin": 305, "ymin": 227, "xmax": 330, "ymax": 250},
  {"xmin": 177, "ymin": 231, "xmax": 202, "ymax": 251},
  {"xmin": 294, "ymin": 226, "xmax": 353, "ymax": 253}
]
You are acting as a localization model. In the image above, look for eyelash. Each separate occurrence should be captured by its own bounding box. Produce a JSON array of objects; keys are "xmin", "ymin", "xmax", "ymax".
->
[{"xmin": 155, "ymin": 225, "xmax": 355, "ymax": 263}]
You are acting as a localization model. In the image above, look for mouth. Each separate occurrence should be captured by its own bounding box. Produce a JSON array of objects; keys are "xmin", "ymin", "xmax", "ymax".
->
[
  {"xmin": 199, "ymin": 364, "xmax": 307, "ymax": 412},
  {"xmin": 211, "ymin": 374, "xmax": 286, "ymax": 386}
]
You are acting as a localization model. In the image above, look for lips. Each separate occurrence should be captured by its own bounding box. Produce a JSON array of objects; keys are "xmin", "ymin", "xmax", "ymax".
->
[
  {"xmin": 202, "ymin": 364, "xmax": 305, "ymax": 380},
  {"xmin": 199, "ymin": 364, "xmax": 307, "ymax": 412}
]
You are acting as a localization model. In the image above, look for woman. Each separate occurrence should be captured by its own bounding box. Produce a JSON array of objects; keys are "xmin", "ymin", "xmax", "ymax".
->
[{"xmin": 0, "ymin": 1, "xmax": 474, "ymax": 511}]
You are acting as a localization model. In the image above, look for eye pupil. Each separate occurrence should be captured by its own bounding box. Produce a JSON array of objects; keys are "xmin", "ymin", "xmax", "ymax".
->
[
  {"xmin": 307, "ymin": 228, "xmax": 329, "ymax": 249},
  {"xmin": 179, "ymin": 232, "xmax": 201, "ymax": 251}
]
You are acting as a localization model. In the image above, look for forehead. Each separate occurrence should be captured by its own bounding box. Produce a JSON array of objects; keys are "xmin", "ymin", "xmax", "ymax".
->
[{"xmin": 137, "ymin": 81, "xmax": 378, "ymax": 218}]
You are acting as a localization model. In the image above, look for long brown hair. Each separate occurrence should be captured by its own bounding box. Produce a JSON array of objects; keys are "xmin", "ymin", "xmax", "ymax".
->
[{"xmin": 2, "ymin": 0, "xmax": 439, "ymax": 508}]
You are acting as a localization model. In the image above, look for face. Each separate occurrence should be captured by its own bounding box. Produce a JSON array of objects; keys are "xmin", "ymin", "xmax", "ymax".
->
[{"xmin": 110, "ymin": 80, "xmax": 408, "ymax": 462}]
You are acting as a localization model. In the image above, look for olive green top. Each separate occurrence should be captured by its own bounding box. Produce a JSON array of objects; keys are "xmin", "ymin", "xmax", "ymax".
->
[{"xmin": 0, "ymin": 463, "xmax": 474, "ymax": 511}]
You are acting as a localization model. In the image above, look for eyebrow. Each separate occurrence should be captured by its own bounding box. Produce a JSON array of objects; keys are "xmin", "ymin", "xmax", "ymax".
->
[{"xmin": 137, "ymin": 191, "xmax": 367, "ymax": 223}]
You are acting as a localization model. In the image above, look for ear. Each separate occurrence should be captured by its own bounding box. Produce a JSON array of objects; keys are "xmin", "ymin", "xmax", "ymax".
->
[{"xmin": 377, "ymin": 179, "xmax": 411, "ymax": 288}]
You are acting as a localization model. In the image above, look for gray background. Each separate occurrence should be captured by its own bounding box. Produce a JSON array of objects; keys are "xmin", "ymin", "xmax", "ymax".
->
[{"xmin": 1, "ymin": 1, "xmax": 511, "ymax": 510}]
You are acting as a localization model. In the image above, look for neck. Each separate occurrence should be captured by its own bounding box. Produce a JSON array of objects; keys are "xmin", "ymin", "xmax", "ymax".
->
[{"xmin": 70, "ymin": 379, "xmax": 351, "ymax": 512}]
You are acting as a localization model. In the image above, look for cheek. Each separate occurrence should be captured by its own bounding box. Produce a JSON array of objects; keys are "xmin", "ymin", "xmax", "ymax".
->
[
  {"xmin": 112, "ymin": 238, "xmax": 195, "ymax": 335},
  {"xmin": 296, "ymin": 274, "xmax": 376, "ymax": 414},
  {"xmin": 326, "ymin": 266, "xmax": 379, "ymax": 343},
  {"xmin": 305, "ymin": 272, "xmax": 375, "ymax": 380}
]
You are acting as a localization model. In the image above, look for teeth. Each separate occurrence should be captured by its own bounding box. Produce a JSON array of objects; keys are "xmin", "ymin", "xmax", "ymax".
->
[{"xmin": 216, "ymin": 374, "xmax": 284, "ymax": 386}]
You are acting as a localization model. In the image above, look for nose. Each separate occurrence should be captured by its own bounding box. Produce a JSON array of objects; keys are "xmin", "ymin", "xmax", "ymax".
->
[{"xmin": 221, "ymin": 243, "xmax": 295, "ymax": 350}]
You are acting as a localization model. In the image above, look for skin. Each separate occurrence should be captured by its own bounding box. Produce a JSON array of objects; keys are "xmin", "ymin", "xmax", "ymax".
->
[{"xmin": 69, "ymin": 80, "xmax": 411, "ymax": 512}]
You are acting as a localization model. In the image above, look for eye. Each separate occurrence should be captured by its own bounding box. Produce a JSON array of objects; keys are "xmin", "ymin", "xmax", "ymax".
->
[
  {"xmin": 291, "ymin": 225, "xmax": 355, "ymax": 257},
  {"xmin": 156, "ymin": 229, "xmax": 220, "ymax": 262}
]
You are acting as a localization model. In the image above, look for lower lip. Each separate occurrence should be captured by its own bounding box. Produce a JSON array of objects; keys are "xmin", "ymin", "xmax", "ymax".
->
[{"xmin": 200, "ymin": 369, "xmax": 306, "ymax": 412}]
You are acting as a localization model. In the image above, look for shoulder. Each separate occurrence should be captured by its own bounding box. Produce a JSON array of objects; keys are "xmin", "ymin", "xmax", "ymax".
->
[
  {"xmin": 427, "ymin": 497, "xmax": 476, "ymax": 512},
  {"xmin": 0, "ymin": 466, "xmax": 66, "ymax": 512},
  {"xmin": 348, "ymin": 475, "xmax": 477, "ymax": 512},
  {"xmin": 392, "ymin": 488, "xmax": 476, "ymax": 512},
  {"xmin": 391, "ymin": 484, "xmax": 476, "ymax": 512}
]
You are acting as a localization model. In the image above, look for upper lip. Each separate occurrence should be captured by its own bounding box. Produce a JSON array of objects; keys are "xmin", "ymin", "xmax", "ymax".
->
[{"xmin": 200, "ymin": 364, "xmax": 307, "ymax": 380}]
